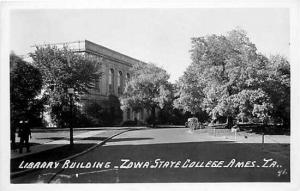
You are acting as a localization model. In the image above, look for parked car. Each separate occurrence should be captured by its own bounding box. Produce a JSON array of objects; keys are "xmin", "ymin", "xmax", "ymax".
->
[{"xmin": 185, "ymin": 117, "xmax": 204, "ymax": 130}]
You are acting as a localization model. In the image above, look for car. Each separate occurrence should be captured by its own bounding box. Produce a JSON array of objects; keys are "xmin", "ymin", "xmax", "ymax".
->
[{"xmin": 185, "ymin": 117, "xmax": 204, "ymax": 130}]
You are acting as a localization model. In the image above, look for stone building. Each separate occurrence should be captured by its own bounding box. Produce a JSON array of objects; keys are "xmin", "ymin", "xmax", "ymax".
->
[{"xmin": 68, "ymin": 40, "xmax": 151, "ymax": 124}]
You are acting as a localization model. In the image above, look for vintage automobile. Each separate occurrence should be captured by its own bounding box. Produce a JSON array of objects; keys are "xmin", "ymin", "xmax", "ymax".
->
[{"xmin": 185, "ymin": 117, "xmax": 203, "ymax": 130}]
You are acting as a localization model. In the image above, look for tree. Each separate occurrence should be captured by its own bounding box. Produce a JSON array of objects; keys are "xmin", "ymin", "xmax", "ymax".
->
[
  {"xmin": 10, "ymin": 53, "xmax": 43, "ymax": 146},
  {"xmin": 10, "ymin": 53, "xmax": 43, "ymax": 120},
  {"xmin": 262, "ymin": 55, "xmax": 290, "ymax": 128},
  {"xmin": 120, "ymin": 62, "xmax": 173, "ymax": 126},
  {"xmin": 175, "ymin": 28, "xmax": 289, "ymax": 128},
  {"xmin": 173, "ymin": 63, "xmax": 205, "ymax": 114},
  {"xmin": 82, "ymin": 95, "xmax": 123, "ymax": 126},
  {"xmin": 30, "ymin": 46, "xmax": 102, "ymax": 127}
]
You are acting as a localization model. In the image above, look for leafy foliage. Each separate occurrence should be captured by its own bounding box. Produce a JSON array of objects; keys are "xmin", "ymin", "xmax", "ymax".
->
[
  {"xmin": 262, "ymin": 55, "xmax": 290, "ymax": 126},
  {"xmin": 120, "ymin": 62, "xmax": 173, "ymax": 124},
  {"xmin": 82, "ymin": 97, "xmax": 123, "ymax": 126},
  {"xmin": 30, "ymin": 46, "xmax": 102, "ymax": 127},
  {"xmin": 10, "ymin": 53, "xmax": 43, "ymax": 126},
  {"xmin": 175, "ymin": 29, "xmax": 290, "ymax": 127}
]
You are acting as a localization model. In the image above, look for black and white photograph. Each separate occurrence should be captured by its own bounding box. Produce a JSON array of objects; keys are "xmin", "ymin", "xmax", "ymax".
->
[{"xmin": 0, "ymin": 0, "xmax": 299, "ymax": 190}]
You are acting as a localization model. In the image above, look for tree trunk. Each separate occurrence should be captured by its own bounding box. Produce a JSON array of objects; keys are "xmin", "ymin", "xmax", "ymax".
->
[
  {"xmin": 283, "ymin": 116, "xmax": 290, "ymax": 130},
  {"xmin": 151, "ymin": 106, "xmax": 156, "ymax": 128},
  {"xmin": 226, "ymin": 116, "xmax": 234, "ymax": 129}
]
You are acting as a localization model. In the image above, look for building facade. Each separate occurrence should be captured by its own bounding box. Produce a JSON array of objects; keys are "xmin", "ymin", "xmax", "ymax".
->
[{"xmin": 70, "ymin": 40, "xmax": 150, "ymax": 124}]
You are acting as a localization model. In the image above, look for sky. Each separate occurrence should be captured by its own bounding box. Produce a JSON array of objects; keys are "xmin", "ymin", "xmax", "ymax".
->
[{"xmin": 10, "ymin": 9, "xmax": 289, "ymax": 82}]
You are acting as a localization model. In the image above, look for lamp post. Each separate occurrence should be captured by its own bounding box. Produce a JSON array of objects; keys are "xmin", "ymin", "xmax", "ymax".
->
[
  {"xmin": 66, "ymin": 53, "xmax": 75, "ymax": 146},
  {"xmin": 67, "ymin": 87, "xmax": 74, "ymax": 146}
]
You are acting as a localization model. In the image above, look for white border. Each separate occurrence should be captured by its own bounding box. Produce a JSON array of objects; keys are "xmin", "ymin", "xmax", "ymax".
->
[{"xmin": 1, "ymin": 1, "xmax": 300, "ymax": 191}]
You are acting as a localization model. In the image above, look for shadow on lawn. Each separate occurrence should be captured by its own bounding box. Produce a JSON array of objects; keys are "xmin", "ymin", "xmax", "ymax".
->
[
  {"xmin": 83, "ymin": 137, "xmax": 153, "ymax": 142},
  {"xmin": 35, "ymin": 137, "xmax": 153, "ymax": 142},
  {"xmin": 35, "ymin": 137, "xmax": 67, "ymax": 141},
  {"xmin": 11, "ymin": 144, "xmax": 95, "ymax": 173},
  {"xmin": 86, "ymin": 141, "xmax": 290, "ymax": 183},
  {"xmin": 11, "ymin": 142, "xmax": 41, "ymax": 147},
  {"xmin": 31, "ymin": 127, "xmax": 133, "ymax": 133}
]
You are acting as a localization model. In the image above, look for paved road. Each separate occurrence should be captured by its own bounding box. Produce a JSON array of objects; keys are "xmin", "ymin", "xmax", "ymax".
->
[{"xmin": 11, "ymin": 128, "xmax": 290, "ymax": 183}]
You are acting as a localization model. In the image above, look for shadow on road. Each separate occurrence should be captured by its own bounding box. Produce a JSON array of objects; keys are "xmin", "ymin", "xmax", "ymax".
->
[{"xmin": 11, "ymin": 140, "xmax": 290, "ymax": 183}]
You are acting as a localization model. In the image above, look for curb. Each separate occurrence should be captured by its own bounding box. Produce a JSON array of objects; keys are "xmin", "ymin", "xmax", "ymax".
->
[{"xmin": 11, "ymin": 128, "xmax": 143, "ymax": 180}]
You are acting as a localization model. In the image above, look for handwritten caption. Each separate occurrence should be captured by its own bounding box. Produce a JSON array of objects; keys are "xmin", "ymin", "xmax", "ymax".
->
[{"xmin": 19, "ymin": 158, "xmax": 285, "ymax": 170}]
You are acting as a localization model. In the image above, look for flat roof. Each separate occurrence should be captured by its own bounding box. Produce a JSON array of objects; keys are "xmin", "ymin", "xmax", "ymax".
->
[
  {"xmin": 84, "ymin": 40, "xmax": 144, "ymax": 66},
  {"xmin": 33, "ymin": 40, "xmax": 147, "ymax": 66}
]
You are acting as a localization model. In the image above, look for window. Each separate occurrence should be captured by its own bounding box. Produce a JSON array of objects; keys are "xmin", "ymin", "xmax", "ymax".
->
[
  {"xmin": 109, "ymin": 68, "xmax": 114, "ymax": 94},
  {"xmin": 94, "ymin": 63, "xmax": 101, "ymax": 91},
  {"xmin": 95, "ymin": 78, "xmax": 100, "ymax": 91},
  {"xmin": 118, "ymin": 71, "xmax": 123, "ymax": 94}
]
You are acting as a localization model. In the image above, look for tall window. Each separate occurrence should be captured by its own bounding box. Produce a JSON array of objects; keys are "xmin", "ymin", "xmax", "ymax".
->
[
  {"xmin": 109, "ymin": 68, "xmax": 114, "ymax": 94},
  {"xmin": 118, "ymin": 71, "xmax": 123, "ymax": 94},
  {"xmin": 95, "ymin": 77, "xmax": 100, "ymax": 91},
  {"xmin": 94, "ymin": 63, "xmax": 101, "ymax": 91}
]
